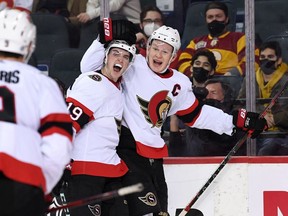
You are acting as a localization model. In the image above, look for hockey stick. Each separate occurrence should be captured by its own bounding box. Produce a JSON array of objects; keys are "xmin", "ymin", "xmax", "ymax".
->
[
  {"xmin": 47, "ymin": 183, "xmax": 144, "ymax": 213},
  {"xmin": 179, "ymin": 79, "xmax": 288, "ymax": 216}
]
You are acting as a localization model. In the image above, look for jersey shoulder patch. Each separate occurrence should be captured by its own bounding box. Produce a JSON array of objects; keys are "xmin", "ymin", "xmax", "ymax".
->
[{"xmin": 88, "ymin": 74, "xmax": 102, "ymax": 82}]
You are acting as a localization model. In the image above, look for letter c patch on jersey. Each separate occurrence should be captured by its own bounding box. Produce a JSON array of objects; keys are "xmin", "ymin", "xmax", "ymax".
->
[{"xmin": 172, "ymin": 84, "xmax": 181, "ymax": 96}]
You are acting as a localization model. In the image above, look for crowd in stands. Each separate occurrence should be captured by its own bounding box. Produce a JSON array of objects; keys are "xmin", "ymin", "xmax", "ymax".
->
[{"xmin": 2, "ymin": 0, "xmax": 288, "ymax": 157}]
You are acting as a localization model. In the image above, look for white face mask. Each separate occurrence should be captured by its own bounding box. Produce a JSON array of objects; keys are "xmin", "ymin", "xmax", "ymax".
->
[{"xmin": 143, "ymin": 23, "xmax": 161, "ymax": 37}]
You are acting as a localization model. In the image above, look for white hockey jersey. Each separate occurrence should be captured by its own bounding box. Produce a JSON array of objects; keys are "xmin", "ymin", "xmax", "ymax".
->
[
  {"xmin": 66, "ymin": 71, "xmax": 128, "ymax": 177},
  {"xmin": 0, "ymin": 60, "xmax": 73, "ymax": 194},
  {"xmin": 81, "ymin": 40, "xmax": 235, "ymax": 159}
]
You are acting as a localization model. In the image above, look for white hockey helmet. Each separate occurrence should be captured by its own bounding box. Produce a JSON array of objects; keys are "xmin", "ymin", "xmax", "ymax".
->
[
  {"xmin": 147, "ymin": 25, "xmax": 181, "ymax": 55},
  {"xmin": 0, "ymin": 9, "xmax": 36, "ymax": 62},
  {"xmin": 105, "ymin": 40, "xmax": 137, "ymax": 63}
]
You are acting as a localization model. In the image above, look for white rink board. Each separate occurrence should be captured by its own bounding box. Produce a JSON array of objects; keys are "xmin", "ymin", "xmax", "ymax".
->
[{"xmin": 163, "ymin": 157, "xmax": 288, "ymax": 216}]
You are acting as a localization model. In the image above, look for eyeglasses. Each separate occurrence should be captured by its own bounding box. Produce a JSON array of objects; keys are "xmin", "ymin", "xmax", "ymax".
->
[{"xmin": 143, "ymin": 19, "xmax": 162, "ymax": 24}]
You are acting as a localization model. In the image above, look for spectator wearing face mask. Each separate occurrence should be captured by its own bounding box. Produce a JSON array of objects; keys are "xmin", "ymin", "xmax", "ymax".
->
[
  {"xmin": 135, "ymin": 5, "xmax": 180, "ymax": 69},
  {"xmin": 136, "ymin": 5, "xmax": 164, "ymax": 56},
  {"xmin": 169, "ymin": 49, "xmax": 217, "ymax": 156},
  {"xmin": 238, "ymin": 41, "xmax": 288, "ymax": 156},
  {"xmin": 177, "ymin": 1, "xmax": 259, "ymax": 77},
  {"xmin": 190, "ymin": 49, "xmax": 217, "ymax": 100}
]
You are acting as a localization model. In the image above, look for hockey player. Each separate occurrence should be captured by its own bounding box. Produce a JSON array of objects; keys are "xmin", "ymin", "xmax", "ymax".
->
[
  {"xmin": 0, "ymin": 9, "xmax": 73, "ymax": 216},
  {"xmin": 80, "ymin": 24, "xmax": 267, "ymax": 216},
  {"xmin": 0, "ymin": 0, "xmax": 33, "ymax": 13},
  {"xmin": 65, "ymin": 38, "xmax": 137, "ymax": 215}
]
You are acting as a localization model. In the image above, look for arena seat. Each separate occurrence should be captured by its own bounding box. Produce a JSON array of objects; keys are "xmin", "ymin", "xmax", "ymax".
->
[
  {"xmin": 255, "ymin": 0, "xmax": 288, "ymax": 42},
  {"xmin": 31, "ymin": 13, "xmax": 71, "ymax": 72},
  {"xmin": 49, "ymin": 48, "xmax": 85, "ymax": 90}
]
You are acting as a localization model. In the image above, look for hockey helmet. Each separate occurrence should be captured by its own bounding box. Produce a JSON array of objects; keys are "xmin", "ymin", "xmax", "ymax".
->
[
  {"xmin": 147, "ymin": 25, "xmax": 181, "ymax": 55},
  {"xmin": 0, "ymin": 9, "xmax": 36, "ymax": 62},
  {"xmin": 105, "ymin": 40, "xmax": 137, "ymax": 63}
]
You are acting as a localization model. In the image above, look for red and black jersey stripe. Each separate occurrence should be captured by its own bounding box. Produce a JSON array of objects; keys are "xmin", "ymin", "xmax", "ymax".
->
[
  {"xmin": 176, "ymin": 99, "xmax": 204, "ymax": 126},
  {"xmin": 38, "ymin": 113, "xmax": 73, "ymax": 141},
  {"xmin": 66, "ymin": 97, "xmax": 94, "ymax": 133}
]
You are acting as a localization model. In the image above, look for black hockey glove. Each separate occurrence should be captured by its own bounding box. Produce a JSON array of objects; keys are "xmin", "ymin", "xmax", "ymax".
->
[
  {"xmin": 232, "ymin": 108, "xmax": 268, "ymax": 139},
  {"xmin": 193, "ymin": 86, "xmax": 208, "ymax": 101},
  {"xmin": 112, "ymin": 19, "xmax": 138, "ymax": 43},
  {"xmin": 51, "ymin": 161, "xmax": 73, "ymax": 196},
  {"xmin": 98, "ymin": 19, "xmax": 138, "ymax": 46}
]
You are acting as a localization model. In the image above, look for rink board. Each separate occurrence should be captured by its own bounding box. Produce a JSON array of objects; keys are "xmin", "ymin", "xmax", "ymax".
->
[{"xmin": 163, "ymin": 156, "xmax": 288, "ymax": 216}]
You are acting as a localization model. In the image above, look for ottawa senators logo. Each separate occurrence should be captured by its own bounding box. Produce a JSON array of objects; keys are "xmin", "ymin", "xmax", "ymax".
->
[
  {"xmin": 137, "ymin": 91, "xmax": 171, "ymax": 128},
  {"xmin": 138, "ymin": 192, "xmax": 157, "ymax": 206},
  {"xmin": 89, "ymin": 74, "xmax": 102, "ymax": 81},
  {"xmin": 88, "ymin": 204, "xmax": 101, "ymax": 216}
]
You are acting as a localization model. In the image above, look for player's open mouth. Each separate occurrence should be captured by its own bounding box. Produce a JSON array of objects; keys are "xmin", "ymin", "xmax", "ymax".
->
[
  {"xmin": 114, "ymin": 63, "xmax": 122, "ymax": 72},
  {"xmin": 153, "ymin": 59, "xmax": 162, "ymax": 66}
]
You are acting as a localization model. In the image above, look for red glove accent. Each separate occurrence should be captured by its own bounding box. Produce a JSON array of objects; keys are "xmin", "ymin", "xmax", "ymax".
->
[
  {"xmin": 235, "ymin": 108, "xmax": 248, "ymax": 129},
  {"xmin": 232, "ymin": 108, "xmax": 268, "ymax": 139},
  {"xmin": 103, "ymin": 17, "xmax": 113, "ymax": 41}
]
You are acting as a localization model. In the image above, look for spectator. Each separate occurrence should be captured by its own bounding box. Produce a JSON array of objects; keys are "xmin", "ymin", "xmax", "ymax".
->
[
  {"xmin": 34, "ymin": 0, "xmax": 69, "ymax": 17},
  {"xmin": 0, "ymin": 9, "xmax": 73, "ymax": 216},
  {"xmin": 136, "ymin": 5, "xmax": 164, "ymax": 56},
  {"xmin": 77, "ymin": 0, "xmax": 141, "ymax": 24},
  {"xmin": 33, "ymin": 0, "xmax": 87, "ymax": 47},
  {"xmin": 183, "ymin": 79, "xmax": 246, "ymax": 157},
  {"xmin": 238, "ymin": 41, "xmax": 288, "ymax": 156},
  {"xmin": 169, "ymin": 49, "xmax": 217, "ymax": 155},
  {"xmin": 67, "ymin": 0, "xmax": 87, "ymax": 26},
  {"xmin": 136, "ymin": 5, "xmax": 181, "ymax": 70},
  {"xmin": 65, "ymin": 39, "xmax": 136, "ymax": 215},
  {"xmin": 190, "ymin": 49, "xmax": 217, "ymax": 95},
  {"xmin": 177, "ymin": 1, "xmax": 259, "ymax": 77},
  {"xmin": 80, "ymin": 23, "xmax": 267, "ymax": 215}
]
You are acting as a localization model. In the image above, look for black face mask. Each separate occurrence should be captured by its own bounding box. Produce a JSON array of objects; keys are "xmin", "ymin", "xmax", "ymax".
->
[
  {"xmin": 260, "ymin": 59, "xmax": 277, "ymax": 75},
  {"xmin": 207, "ymin": 20, "xmax": 226, "ymax": 37},
  {"xmin": 193, "ymin": 67, "xmax": 210, "ymax": 83}
]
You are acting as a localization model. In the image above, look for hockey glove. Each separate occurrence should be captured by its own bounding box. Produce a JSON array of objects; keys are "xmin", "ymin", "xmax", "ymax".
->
[
  {"xmin": 98, "ymin": 19, "xmax": 138, "ymax": 46},
  {"xmin": 232, "ymin": 108, "xmax": 268, "ymax": 139},
  {"xmin": 51, "ymin": 161, "xmax": 73, "ymax": 196},
  {"xmin": 193, "ymin": 86, "xmax": 208, "ymax": 101}
]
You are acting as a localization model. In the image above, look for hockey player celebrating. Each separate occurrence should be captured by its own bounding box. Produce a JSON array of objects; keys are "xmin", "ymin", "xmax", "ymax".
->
[
  {"xmin": 81, "ymin": 23, "xmax": 267, "ymax": 216},
  {"xmin": 65, "ymin": 37, "xmax": 137, "ymax": 215},
  {"xmin": 0, "ymin": 9, "xmax": 73, "ymax": 216}
]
